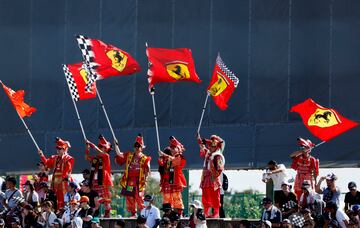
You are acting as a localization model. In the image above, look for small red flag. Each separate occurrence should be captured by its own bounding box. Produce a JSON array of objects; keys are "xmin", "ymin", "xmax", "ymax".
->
[
  {"xmin": 146, "ymin": 47, "xmax": 201, "ymax": 89},
  {"xmin": 63, "ymin": 63, "xmax": 97, "ymax": 101},
  {"xmin": 290, "ymin": 98, "xmax": 358, "ymax": 141},
  {"xmin": 76, "ymin": 35, "xmax": 141, "ymax": 90},
  {"xmin": 208, "ymin": 54, "xmax": 239, "ymax": 110},
  {"xmin": 1, "ymin": 82, "xmax": 36, "ymax": 118}
]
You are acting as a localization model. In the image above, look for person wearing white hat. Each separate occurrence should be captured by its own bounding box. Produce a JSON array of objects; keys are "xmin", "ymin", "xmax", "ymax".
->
[
  {"xmin": 189, "ymin": 200, "xmax": 207, "ymax": 228},
  {"xmin": 277, "ymin": 181, "xmax": 298, "ymax": 219},
  {"xmin": 315, "ymin": 172, "xmax": 341, "ymax": 207}
]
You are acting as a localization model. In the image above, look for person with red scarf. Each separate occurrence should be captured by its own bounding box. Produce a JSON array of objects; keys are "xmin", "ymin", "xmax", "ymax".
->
[
  {"xmin": 114, "ymin": 134, "xmax": 151, "ymax": 217},
  {"xmin": 290, "ymin": 137, "xmax": 319, "ymax": 199},
  {"xmin": 196, "ymin": 134, "xmax": 225, "ymax": 218},
  {"xmin": 158, "ymin": 136, "xmax": 187, "ymax": 216},
  {"xmin": 38, "ymin": 137, "xmax": 74, "ymax": 210},
  {"xmin": 85, "ymin": 135, "xmax": 114, "ymax": 218}
]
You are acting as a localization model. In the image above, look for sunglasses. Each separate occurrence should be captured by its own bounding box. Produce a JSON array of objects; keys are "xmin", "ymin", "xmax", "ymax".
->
[{"xmin": 56, "ymin": 147, "xmax": 64, "ymax": 150}]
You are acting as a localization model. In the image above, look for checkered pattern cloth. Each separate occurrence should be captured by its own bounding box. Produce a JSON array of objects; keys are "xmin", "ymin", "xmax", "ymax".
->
[
  {"xmin": 282, "ymin": 200, "xmax": 298, "ymax": 211},
  {"xmin": 216, "ymin": 54, "xmax": 239, "ymax": 88},
  {"xmin": 76, "ymin": 35, "xmax": 99, "ymax": 91},
  {"xmin": 291, "ymin": 214, "xmax": 306, "ymax": 227},
  {"xmin": 63, "ymin": 64, "xmax": 80, "ymax": 101}
]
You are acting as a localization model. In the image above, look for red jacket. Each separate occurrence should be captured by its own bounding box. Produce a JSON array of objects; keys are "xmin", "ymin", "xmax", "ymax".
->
[
  {"xmin": 41, "ymin": 153, "xmax": 74, "ymax": 180},
  {"xmin": 85, "ymin": 149, "xmax": 113, "ymax": 187},
  {"xmin": 158, "ymin": 154, "xmax": 187, "ymax": 190}
]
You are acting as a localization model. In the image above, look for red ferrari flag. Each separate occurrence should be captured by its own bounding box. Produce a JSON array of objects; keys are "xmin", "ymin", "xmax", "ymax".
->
[
  {"xmin": 207, "ymin": 54, "xmax": 239, "ymax": 110},
  {"xmin": 1, "ymin": 82, "xmax": 36, "ymax": 118},
  {"xmin": 76, "ymin": 35, "xmax": 141, "ymax": 90},
  {"xmin": 290, "ymin": 98, "xmax": 358, "ymax": 141},
  {"xmin": 63, "ymin": 63, "xmax": 97, "ymax": 101},
  {"xmin": 146, "ymin": 47, "xmax": 201, "ymax": 89}
]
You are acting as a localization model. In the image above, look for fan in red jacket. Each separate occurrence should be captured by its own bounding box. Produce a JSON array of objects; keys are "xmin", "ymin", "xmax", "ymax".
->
[
  {"xmin": 114, "ymin": 134, "xmax": 151, "ymax": 216},
  {"xmin": 38, "ymin": 137, "xmax": 74, "ymax": 210},
  {"xmin": 196, "ymin": 134, "xmax": 225, "ymax": 218},
  {"xmin": 85, "ymin": 135, "xmax": 114, "ymax": 218},
  {"xmin": 158, "ymin": 136, "xmax": 187, "ymax": 216},
  {"xmin": 290, "ymin": 137, "xmax": 319, "ymax": 199}
]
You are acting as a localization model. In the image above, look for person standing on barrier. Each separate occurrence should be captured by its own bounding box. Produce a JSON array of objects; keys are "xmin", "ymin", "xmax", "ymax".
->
[
  {"xmin": 158, "ymin": 136, "xmax": 187, "ymax": 217},
  {"xmin": 38, "ymin": 137, "xmax": 74, "ymax": 210},
  {"xmin": 114, "ymin": 134, "xmax": 151, "ymax": 217},
  {"xmin": 85, "ymin": 135, "xmax": 114, "ymax": 218},
  {"xmin": 290, "ymin": 137, "xmax": 319, "ymax": 199},
  {"xmin": 196, "ymin": 134, "xmax": 225, "ymax": 218}
]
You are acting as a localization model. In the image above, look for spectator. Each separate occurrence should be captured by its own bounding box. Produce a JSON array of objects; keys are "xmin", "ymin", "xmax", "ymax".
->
[
  {"xmin": 23, "ymin": 180, "xmax": 39, "ymax": 208},
  {"xmin": 239, "ymin": 220, "xmax": 250, "ymax": 228},
  {"xmin": 261, "ymin": 197, "xmax": 282, "ymax": 227},
  {"xmin": 0, "ymin": 190, "xmax": 5, "ymax": 212},
  {"xmin": 261, "ymin": 220, "xmax": 272, "ymax": 228},
  {"xmin": 82, "ymin": 169, "xmax": 91, "ymax": 182},
  {"xmin": 64, "ymin": 182, "xmax": 81, "ymax": 207},
  {"xmin": 161, "ymin": 203, "xmax": 174, "ymax": 220},
  {"xmin": 114, "ymin": 219, "xmax": 125, "ymax": 228},
  {"xmin": 61, "ymin": 199, "xmax": 80, "ymax": 227},
  {"xmin": 140, "ymin": 195, "xmax": 161, "ymax": 228},
  {"xmin": 78, "ymin": 196, "xmax": 93, "ymax": 228},
  {"xmin": 52, "ymin": 218, "xmax": 62, "ymax": 228},
  {"xmin": 346, "ymin": 210, "xmax": 359, "ymax": 228},
  {"xmin": 345, "ymin": 182, "xmax": 360, "ymax": 212},
  {"xmin": 160, "ymin": 217, "xmax": 171, "ymax": 228},
  {"xmin": 299, "ymin": 180, "xmax": 316, "ymax": 210},
  {"xmin": 315, "ymin": 173, "xmax": 341, "ymax": 207},
  {"xmin": 324, "ymin": 201, "xmax": 349, "ymax": 228},
  {"xmin": 10, "ymin": 216, "xmax": 21, "ymax": 228},
  {"xmin": 281, "ymin": 219, "xmax": 291, "ymax": 228},
  {"xmin": 33, "ymin": 161, "xmax": 49, "ymax": 197},
  {"xmin": 3, "ymin": 177, "xmax": 23, "ymax": 210},
  {"xmin": 40, "ymin": 182, "xmax": 57, "ymax": 211},
  {"xmin": 79, "ymin": 180, "xmax": 100, "ymax": 217},
  {"xmin": 262, "ymin": 160, "xmax": 288, "ymax": 205},
  {"xmin": 90, "ymin": 217, "xmax": 102, "ymax": 228},
  {"xmin": 352, "ymin": 205, "xmax": 360, "ymax": 227},
  {"xmin": 38, "ymin": 201, "xmax": 57, "ymax": 228},
  {"xmin": 21, "ymin": 204, "xmax": 38, "ymax": 228},
  {"xmin": 0, "ymin": 219, "xmax": 4, "ymax": 228},
  {"xmin": 189, "ymin": 200, "xmax": 207, "ymax": 228},
  {"xmin": 277, "ymin": 181, "xmax": 298, "ymax": 219},
  {"xmin": 302, "ymin": 208, "xmax": 315, "ymax": 228},
  {"xmin": 136, "ymin": 215, "xmax": 148, "ymax": 228}
]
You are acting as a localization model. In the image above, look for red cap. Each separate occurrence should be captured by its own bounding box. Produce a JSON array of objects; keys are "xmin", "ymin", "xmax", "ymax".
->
[
  {"xmin": 134, "ymin": 134, "xmax": 146, "ymax": 148},
  {"xmin": 98, "ymin": 135, "xmax": 111, "ymax": 152},
  {"xmin": 55, "ymin": 137, "xmax": 71, "ymax": 149},
  {"xmin": 169, "ymin": 136, "xmax": 185, "ymax": 152},
  {"xmin": 297, "ymin": 137, "xmax": 315, "ymax": 149},
  {"xmin": 79, "ymin": 196, "xmax": 89, "ymax": 203}
]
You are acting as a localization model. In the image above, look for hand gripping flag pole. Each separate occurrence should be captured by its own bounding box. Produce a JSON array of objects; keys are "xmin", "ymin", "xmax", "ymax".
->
[
  {"xmin": 1, "ymin": 80, "xmax": 40, "ymax": 151},
  {"xmin": 62, "ymin": 65, "xmax": 87, "ymax": 141},
  {"xmin": 95, "ymin": 87, "xmax": 116, "ymax": 141},
  {"xmin": 197, "ymin": 91, "xmax": 210, "ymax": 134}
]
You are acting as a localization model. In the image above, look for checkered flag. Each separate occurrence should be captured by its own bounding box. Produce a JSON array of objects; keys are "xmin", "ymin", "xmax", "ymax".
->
[
  {"xmin": 216, "ymin": 54, "xmax": 239, "ymax": 88},
  {"xmin": 291, "ymin": 214, "xmax": 306, "ymax": 227},
  {"xmin": 76, "ymin": 35, "xmax": 100, "ymax": 91},
  {"xmin": 282, "ymin": 200, "xmax": 298, "ymax": 211},
  {"xmin": 63, "ymin": 64, "xmax": 80, "ymax": 101}
]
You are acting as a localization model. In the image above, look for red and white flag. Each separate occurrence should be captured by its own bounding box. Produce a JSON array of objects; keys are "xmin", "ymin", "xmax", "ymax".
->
[
  {"xmin": 207, "ymin": 54, "xmax": 239, "ymax": 110},
  {"xmin": 62, "ymin": 63, "xmax": 97, "ymax": 101}
]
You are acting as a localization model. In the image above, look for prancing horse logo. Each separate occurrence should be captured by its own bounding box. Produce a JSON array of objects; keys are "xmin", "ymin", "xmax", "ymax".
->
[{"xmin": 308, "ymin": 109, "xmax": 339, "ymax": 128}]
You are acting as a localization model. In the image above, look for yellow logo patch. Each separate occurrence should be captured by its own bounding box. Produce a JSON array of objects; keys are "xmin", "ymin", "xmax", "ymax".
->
[
  {"xmin": 79, "ymin": 68, "xmax": 89, "ymax": 84},
  {"xmin": 166, "ymin": 62, "xmax": 190, "ymax": 80},
  {"xmin": 106, "ymin": 50, "xmax": 128, "ymax": 72},
  {"xmin": 209, "ymin": 72, "xmax": 228, "ymax": 96},
  {"xmin": 308, "ymin": 108, "xmax": 339, "ymax": 127}
]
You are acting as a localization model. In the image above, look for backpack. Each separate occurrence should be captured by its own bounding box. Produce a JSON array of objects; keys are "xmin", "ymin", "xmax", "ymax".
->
[{"xmin": 222, "ymin": 173, "xmax": 229, "ymax": 191}]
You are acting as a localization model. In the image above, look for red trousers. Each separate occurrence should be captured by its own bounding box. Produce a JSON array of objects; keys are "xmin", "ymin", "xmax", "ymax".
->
[
  {"xmin": 163, "ymin": 191, "xmax": 184, "ymax": 209},
  {"xmin": 202, "ymin": 187, "xmax": 220, "ymax": 218},
  {"xmin": 125, "ymin": 188, "xmax": 145, "ymax": 215},
  {"xmin": 92, "ymin": 180, "xmax": 112, "ymax": 210},
  {"xmin": 52, "ymin": 174, "xmax": 67, "ymax": 209}
]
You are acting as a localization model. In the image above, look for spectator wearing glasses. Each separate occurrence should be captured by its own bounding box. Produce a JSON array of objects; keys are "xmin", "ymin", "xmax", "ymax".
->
[
  {"xmin": 38, "ymin": 137, "xmax": 74, "ymax": 209},
  {"xmin": 85, "ymin": 135, "xmax": 114, "ymax": 218},
  {"xmin": 345, "ymin": 182, "xmax": 360, "ymax": 212},
  {"xmin": 114, "ymin": 134, "xmax": 151, "ymax": 217}
]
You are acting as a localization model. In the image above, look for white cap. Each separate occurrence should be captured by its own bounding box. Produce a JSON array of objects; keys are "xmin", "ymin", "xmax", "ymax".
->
[{"xmin": 190, "ymin": 200, "xmax": 203, "ymax": 209}]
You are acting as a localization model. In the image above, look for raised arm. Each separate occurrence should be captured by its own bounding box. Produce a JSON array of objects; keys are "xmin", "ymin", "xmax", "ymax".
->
[{"xmin": 113, "ymin": 139, "xmax": 124, "ymax": 158}]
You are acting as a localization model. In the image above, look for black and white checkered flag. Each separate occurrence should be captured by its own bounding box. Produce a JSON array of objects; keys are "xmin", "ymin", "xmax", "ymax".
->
[
  {"xmin": 63, "ymin": 64, "xmax": 80, "ymax": 101},
  {"xmin": 76, "ymin": 35, "xmax": 99, "ymax": 91},
  {"xmin": 291, "ymin": 214, "xmax": 306, "ymax": 227},
  {"xmin": 282, "ymin": 200, "xmax": 298, "ymax": 211},
  {"xmin": 216, "ymin": 54, "xmax": 239, "ymax": 88}
]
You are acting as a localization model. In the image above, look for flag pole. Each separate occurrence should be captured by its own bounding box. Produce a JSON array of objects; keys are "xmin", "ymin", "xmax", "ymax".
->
[
  {"xmin": 150, "ymin": 87, "xmax": 161, "ymax": 152},
  {"xmin": 314, "ymin": 141, "xmax": 326, "ymax": 148},
  {"xmin": 17, "ymin": 113, "xmax": 41, "ymax": 151},
  {"xmin": 63, "ymin": 75, "xmax": 87, "ymax": 141},
  {"xmin": 95, "ymin": 87, "xmax": 117, "ymax": 141},
  {"xmin": 197, "ymin": 91, "xmax": 210, "ymax": 134}
]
